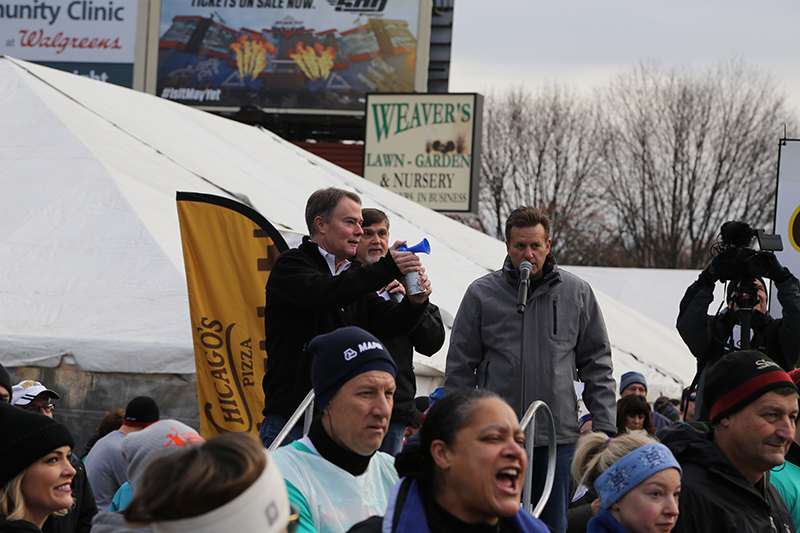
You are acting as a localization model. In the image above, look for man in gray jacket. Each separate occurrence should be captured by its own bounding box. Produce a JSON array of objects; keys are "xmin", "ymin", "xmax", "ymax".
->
[{"xmin": 444, "ymin": 206, "xmax": 616, "ymax": 533}]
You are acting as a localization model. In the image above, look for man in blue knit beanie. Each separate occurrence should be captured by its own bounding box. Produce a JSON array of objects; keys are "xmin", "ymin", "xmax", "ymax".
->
[{"xmin": 271, "ymin": 327, "xmax": 399, "ymax": 533}]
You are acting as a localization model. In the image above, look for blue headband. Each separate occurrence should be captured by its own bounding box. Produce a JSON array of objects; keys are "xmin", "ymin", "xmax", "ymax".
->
[{"xmin": 595, "ymin": 443, "xmax": 681, "ymax": 509}]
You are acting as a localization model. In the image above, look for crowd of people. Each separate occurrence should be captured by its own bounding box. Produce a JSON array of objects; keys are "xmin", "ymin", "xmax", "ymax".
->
[{"xmin": 2, "ymin": 186, "xmax": 800, "ymax": 533}]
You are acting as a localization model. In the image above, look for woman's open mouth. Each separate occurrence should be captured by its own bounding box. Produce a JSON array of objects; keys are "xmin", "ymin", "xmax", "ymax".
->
[{"xmin": 495, "ymin": 467, "xmax": 521, "ymax": 495}]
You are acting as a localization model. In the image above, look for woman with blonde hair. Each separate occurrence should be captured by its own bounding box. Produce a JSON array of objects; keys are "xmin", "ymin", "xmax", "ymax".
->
[
  {"xmin": 0, "ymin": 401, "xmax": 76, "ymax": 532},
  {"xmin": 571, "ymin": 432, "xmax": 681, "ymax": 533}
]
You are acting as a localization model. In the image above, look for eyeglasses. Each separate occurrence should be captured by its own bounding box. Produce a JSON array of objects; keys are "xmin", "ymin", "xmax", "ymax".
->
[{"xmin": 23, "ymin": 403, "xmax": 55, "ymax": 414}]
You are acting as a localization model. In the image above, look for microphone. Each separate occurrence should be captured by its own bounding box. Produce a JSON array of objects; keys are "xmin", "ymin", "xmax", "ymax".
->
[{"xmin": 517, "ymin": 261, "xmax": 532, "ymax": 314}]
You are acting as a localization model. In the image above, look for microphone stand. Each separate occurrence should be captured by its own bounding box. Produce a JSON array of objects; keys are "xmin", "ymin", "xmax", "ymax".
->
[{"xmin": 517, "ymin": 274, "xmax": 530, "ymax": 418}]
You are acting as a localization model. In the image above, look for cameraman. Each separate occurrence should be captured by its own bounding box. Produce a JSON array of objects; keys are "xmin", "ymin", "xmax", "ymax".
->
[{"xmin": 677, "ymin": 227, "xmax": 800, "ymax": 421}]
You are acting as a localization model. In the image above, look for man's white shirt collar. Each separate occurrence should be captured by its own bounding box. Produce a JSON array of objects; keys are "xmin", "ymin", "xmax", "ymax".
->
[{"xmin": 317, "ymin": 245, "xmax": 351, "ymax": 276}]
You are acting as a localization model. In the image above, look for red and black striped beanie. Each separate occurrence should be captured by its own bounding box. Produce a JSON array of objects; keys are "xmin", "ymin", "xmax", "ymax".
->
[
  {"xmin": 705, "ymin": 350, "xmax": 797, "ymax": 424},
  {"xmin": 790, "ymin": 368, "xmax": 800, "ymax": 387}
]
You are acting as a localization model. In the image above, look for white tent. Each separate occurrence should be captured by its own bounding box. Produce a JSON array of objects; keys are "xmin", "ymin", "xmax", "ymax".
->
[
  {"xmin": 0, "ymin": 56, "xmax": 697, "ymax": 400},
  {"xmin": 564, "ymin": 266, "xmax": 727, "ymax": 332}
]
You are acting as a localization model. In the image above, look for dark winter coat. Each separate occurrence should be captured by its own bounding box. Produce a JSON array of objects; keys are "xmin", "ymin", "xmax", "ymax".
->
[
  {"xmin": 380, "ymin": 300, "xmax": 444, "ymax": 423},
  {"xmin": 677, "ymin": 272, "xmax": 800, "ymax": 373},
  {"xmin": 586, "ymin": 509, "xmax": 629, "ymax": 533},
  {"xmin": 262, "ymin": 237, "xmax": 427, "ymax": 419},
  {"xmin": 0, "ymin": 516, "xmax": 42, "ymax": 533},
  {"xmin": 657, "ymin": 422, "xmax": 794, "ymax": 533}
]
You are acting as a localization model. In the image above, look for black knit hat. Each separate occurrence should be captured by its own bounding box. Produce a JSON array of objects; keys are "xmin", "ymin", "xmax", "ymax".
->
[
  {"xmin": 123, "ymin": 396, "xmax": 160, "ymax": 427},
  {"xmin": 0, "ymin": 363, "xmax": 11, "ymax": 400},
  {"xmin": 310, "ymin": 327, "xmax": 397, "ymax": 411},
  {"xmin": 705, "ymin": 350, "xmax": 797, "ymax": 424},
  {"xmin": 657, "ymin": 402, "xmax": 681, "ymax": 423},
  {"xmin": 0, "ymin": 401, "xmax": 74, "ymax": 488}
]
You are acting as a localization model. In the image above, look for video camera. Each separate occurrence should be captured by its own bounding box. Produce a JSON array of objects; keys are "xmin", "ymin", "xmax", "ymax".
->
[
  {"xmin": 711, "ymin": 221, "xmax": 783, "ymax": 282},
  {"xmin": 704, "ymin": 221, "xmax": 787, "ymax": 348}
]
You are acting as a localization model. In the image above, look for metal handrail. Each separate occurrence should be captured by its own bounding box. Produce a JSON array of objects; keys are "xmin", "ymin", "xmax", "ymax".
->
[
  {"xmin": 267, "ymin": 389, "xmax": 315, "ymax": 452},
  {"xmin": 519, "ymin": 400, "xmax": 557, "ymax": 517},
  {"xmin": 268, "ymin": 392, "xmax": 555, "ymax": 516}
]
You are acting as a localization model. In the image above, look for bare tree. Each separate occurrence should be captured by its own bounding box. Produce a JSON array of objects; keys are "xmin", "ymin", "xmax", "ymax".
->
[
  {"xmin": 478, "ymin": 87, "xmax": 533, "ymax": 239},
  {"xmin": 510, "ymin": 84, "xmax": 608, "ymax": 264},
  {"xmin": 596, "ymin": 60, "xmax": 796, "ymax": 268},
  {"xmin": 478, "ymin": 85, "xmax": 614, "ymax": 264}
]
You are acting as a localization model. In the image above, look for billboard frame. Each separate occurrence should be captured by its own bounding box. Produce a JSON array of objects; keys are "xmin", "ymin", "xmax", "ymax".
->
[{"xmin": 142, "ymin": 0, "xmax": 432, "ymax": 116}]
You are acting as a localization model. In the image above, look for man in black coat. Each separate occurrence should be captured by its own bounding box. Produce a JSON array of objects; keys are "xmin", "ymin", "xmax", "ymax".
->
[
  {"xmin": 657, "ymin": 350, "xmax": 797, "ymax": 533},
  {"xmin": 677, "ymin": 248, "xmax": 800, "ymax": 421},
  {"xmin": 356, "ymin": 208, "xmax": 445, "ymax": 456},
  {"xmin": 260, "ymin": 188, "xmax": 433, "ymax": 448}
]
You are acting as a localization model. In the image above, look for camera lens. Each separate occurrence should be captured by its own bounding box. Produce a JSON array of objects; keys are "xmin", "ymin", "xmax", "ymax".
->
[{"xmin": 747, "ymin": 252, "xmax": 771, "ymax": 278}]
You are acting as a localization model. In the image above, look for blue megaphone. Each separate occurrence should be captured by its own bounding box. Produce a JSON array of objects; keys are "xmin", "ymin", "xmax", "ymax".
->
[{"xmin": 398, "ymin": 238, "xmax": 431, "ymax": 254}]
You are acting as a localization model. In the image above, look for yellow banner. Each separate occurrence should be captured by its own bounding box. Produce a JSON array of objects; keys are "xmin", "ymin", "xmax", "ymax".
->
[{"xmin": 177, "ymin": 192, "xmax": 288, "ymax": 439}]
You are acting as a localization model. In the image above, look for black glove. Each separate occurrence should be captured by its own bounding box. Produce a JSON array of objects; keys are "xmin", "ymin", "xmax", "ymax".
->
[
  {"xmin": 767, "ymin": 253, "xmax": 791, "ymax": 283},
  {"xmin": 698, "ymin": 266, "xmax": 716, "ymax": 286},
  {"xmin": 704, "ymin": 250, "xmax": 738, "ymax": 283}
]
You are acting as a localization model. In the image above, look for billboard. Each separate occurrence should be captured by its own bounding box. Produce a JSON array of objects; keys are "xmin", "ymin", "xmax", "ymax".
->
[
  {"xmin": 0, "ymin": 0, "xmax": 140, "ymax": 87},
  {"xmin": 363, "ymin": 93, "xmax": 483, "ymax": 213},
  {"xmin": 153, "ymin": 0, "xmax": 431, "ymax": 112}
]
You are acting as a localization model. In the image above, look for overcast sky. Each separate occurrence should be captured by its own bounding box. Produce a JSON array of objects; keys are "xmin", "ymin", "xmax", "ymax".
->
[{"xmin": 447, "ymin": 0, "xmax": 800, "ymax": 118}]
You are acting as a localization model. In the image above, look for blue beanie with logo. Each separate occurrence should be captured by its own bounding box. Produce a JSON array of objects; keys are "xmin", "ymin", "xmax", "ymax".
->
[{"xmin": 310, "ymin": 327, "xmax": 397, "ymax": 411}]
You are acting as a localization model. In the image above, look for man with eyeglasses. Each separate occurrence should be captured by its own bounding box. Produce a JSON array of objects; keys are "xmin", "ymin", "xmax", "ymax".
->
[
  {"xmin": 11, "ymin": 380, "xmax": 98, "ymax": 533},
  {"xmin": 11, "ymin": 379, "xmax": 59, "ymax": 414}
]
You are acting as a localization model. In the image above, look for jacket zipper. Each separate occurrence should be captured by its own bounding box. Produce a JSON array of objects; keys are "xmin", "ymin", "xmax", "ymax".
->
[{"xmin": 553, "ymin": 298, "xmax": 558, "ymax": 335}]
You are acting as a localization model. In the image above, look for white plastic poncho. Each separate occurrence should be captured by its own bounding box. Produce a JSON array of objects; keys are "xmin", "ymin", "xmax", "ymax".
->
[{"xmin": 272, "ymin": 437, "xmax": 398, "ymax": 533}]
